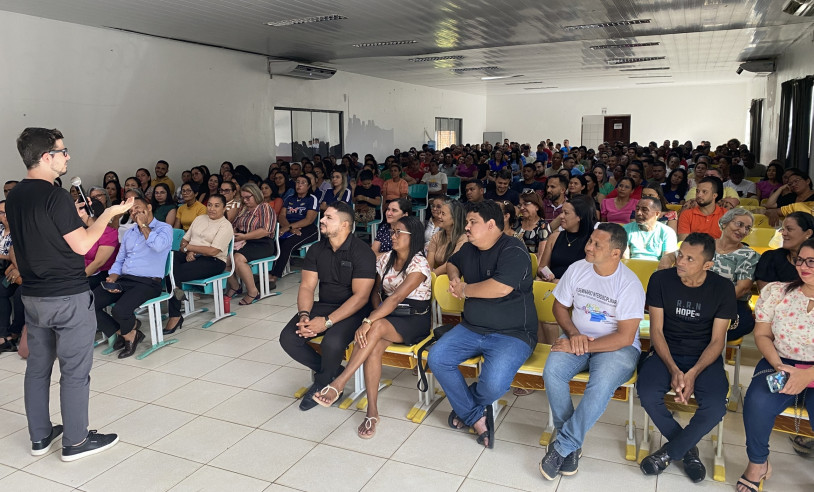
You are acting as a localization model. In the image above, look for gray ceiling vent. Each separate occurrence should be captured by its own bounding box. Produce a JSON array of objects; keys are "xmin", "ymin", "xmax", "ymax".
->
[
  {"xmin": 782, "ymin": 0, "xmax": 814, "ymax": 16},
  {"xmin": 268, "ymin": 60, "xmax": 336, "ymax": 80},
  {"xmin": 736, "ymin": 59, "xmax": 776, "ymax": 75}
]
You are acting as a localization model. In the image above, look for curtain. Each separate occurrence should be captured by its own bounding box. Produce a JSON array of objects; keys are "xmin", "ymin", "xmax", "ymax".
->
[
  {"xmin": 777, "ymin": 76, "xmax": 814, "ymax": 172},
  {"xmin": 749, "ymin": 99, "xmax": 763, "ymax": 161}
]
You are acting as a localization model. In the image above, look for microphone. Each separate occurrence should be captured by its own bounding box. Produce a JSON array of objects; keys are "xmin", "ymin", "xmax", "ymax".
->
[{"xmin": 70, "ymin": 176, "xmax": 95, "ymax": 217}]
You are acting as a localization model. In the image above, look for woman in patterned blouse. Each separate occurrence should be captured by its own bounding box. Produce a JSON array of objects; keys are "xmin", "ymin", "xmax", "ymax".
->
[
  {"xmin": 739, "ymin": 238, "xmax": 814, "ymax": 492},
  {"xmin": 710, "ymin": 207, "xmax": 760, "ymax": 340}
]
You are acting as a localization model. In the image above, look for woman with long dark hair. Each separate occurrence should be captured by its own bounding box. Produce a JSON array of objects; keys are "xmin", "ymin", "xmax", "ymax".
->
[
  {"xmin": 311, "ymin": 216, "xmax": 431, "ymax": 440},
  {"xmin": 135, "ymin": 168, "xmax": 153, "ymax": 200},
  {"xmin": 756, "ymin": 161, "xmax": 783, "ymax": 202},
  {"xmin": 151, "ymin": 182, "xmax": 177, "ymax": 225},
  {"xmin": 662, "ymin": 167, "xmax": 689, "ymax": 204},
  {"xmin": 426, "ymin": 198, "xmax": 467, "ymax": 275}
]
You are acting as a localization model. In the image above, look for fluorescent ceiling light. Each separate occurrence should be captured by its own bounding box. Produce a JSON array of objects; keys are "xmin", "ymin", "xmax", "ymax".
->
[
  {"xmin": 481, "ymin": 74, "xmax": 523, "ymax": 80},
  {"xmin": 408, "ymin": 55, "xmax": 464, "ymax": 62},
  {"xmin": 450, "ymin": 66, "xmax": 500, "ymax": 73},
  {"xmin": 266, "ymin": 14, "xmax": 346, "ymax": 27},
  {"xmin": 619, "ymin": 66, "xmax": 670, "ymax": 71},
  {"xmin": 628, "ymin": 75, "xmax": 673, "ymax": 78},
  {"xmin": 564, "ymin": 19, "xmax": 650, "ymax": 30},
  {"xmin": 590, "ymin": 42, "xmax": 660, "ymax": 50},
  {"xmin": 506, "ymin": 81, "xmax": 543, "ymax": 85},
  {"xmin": 353, "ymin": 40, "xmax": 417, "ymax": 48},
  {"xmin": 636, "ymin": 81, "xmax": 671, "ymax": 85},
  {"xmin": 524, "ymin": 87, "xmax": 558, "ymax": 90},
  {"xmin": 607, "ymin": 56, "xmax": 666, "ymax": 65}
]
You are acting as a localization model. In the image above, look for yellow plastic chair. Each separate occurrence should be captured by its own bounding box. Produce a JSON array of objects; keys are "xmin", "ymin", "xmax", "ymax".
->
[
  {"xmin": 773, "ymin": 407, "xmax": 813, "ymax": 438},
  {"xmin": 744, "ymin": 228, "xmax": 777, "ymax": 248},
  {"xmin": 621, "ymin": 258, "xmax": 659, "ymax": 293},
  {"xmin": 745, "ymin": 177, "xmax": 761, "ymax": 183},
  {"xmin": 739, "ymin": 197, "xmax": 759, "ymax": 207},
  {"xmin": 530, "ymin": 253, "xmax": 539, "ymax": 276},
  {"xmin": 751, "ymin": 214, "xmax": 772, "ymax": 229},
  {"xmin": 533, "ymin": 280, "xmax": 557, "ymax": 324},
  {"xmin": 666, "ymin": 204, "xmax": 682, "ymax": 212}
]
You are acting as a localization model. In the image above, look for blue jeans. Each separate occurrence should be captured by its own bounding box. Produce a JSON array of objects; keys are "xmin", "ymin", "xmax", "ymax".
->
[
  {"xmin": 427, "ymin": 324, "xmax": 533, "ymax": 427},
  {"xmin": 543, "ymin": 342, "xmax": 639, "ymax": 457},
  {"xmin": 743, "ymin": 357, "xmax": 814, "ymax": 464}
]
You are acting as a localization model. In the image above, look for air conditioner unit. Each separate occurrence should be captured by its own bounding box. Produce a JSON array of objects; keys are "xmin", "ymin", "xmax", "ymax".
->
[
  {"xmin": 267, "ymin": 60, "xmax": 336, "ymax": 80},
  {"xmin": 782, "ymin": 0, "xmax": 814, "ymax": 16},
  {"xmin": 736, "ymin": 60, "xmax": 776, "ymax": 75}
]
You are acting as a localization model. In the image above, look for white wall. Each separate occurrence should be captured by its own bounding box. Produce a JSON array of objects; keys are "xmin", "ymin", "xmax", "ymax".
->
[
  {"xmin": 485, "ymin": 83, "xmax": 750, "ymax": 148},
  {"xmin": 757, "ymin": 30, "xmax": 814, "ymax": 168},
  {"xmin": 0, "ymin": 10, "xmax": 485, "ymax": 188}
]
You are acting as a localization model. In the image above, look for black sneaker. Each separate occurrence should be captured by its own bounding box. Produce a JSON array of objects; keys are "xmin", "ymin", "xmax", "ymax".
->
[
  {"xmin": 640, "ymin": 445, "xmax": 672, "ymax": 476},
  {"xmin": 559, "ymin": 447, "xmax": 582, "ymax": 476},
  {"xmin": 299, "ymin": 383, "xmax": 321, "ymax": 411},
  {"xmin": 61, "ymin": 430, "xmax": 119, "ymax": 462},
  {"xmin": 31, "ymin": 424, "xmax": 63, "ymax": 456},
  {"xmin": 539, "ymin": 446, "xmax": 566, "ymax": 480},
  {"xmin": 682, "ymin": 446, "xmax": 706, "ymax": 483}
]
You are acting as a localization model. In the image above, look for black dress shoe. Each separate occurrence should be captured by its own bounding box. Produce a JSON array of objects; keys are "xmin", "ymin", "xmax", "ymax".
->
[
  {"xmin": 61, "ymin": 430, "xmax": 119, "ymax": 462},
  {"xmin": 682, "ymin": 446, "xmax": 706, "ymax": 483},
  {"xmin": 163, "ymin": 316, "xmax": 184, "ymax": 335},
  {"xmin": 112, "ymin": 334, "xmax": 125, "ymax": 351},
  {"xmin": 31, "ymin": 424, "xmax": 63, "ymax": 456},
  {"xmin": 118, "ymin": 330, "xmax": 145, "ymax": 359},
  {"xmin": 640, "ymin": 445, "xmax": 672, "ymax": 475},
  {"xmin": 299, "ymin": 383, "xmax": 321, "ymax": 411}
]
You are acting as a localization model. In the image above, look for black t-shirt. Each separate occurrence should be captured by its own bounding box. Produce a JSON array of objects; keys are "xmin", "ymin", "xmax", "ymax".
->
[
  {"xmin": 512, "ymin": 180, "xmax": 545, "ymax": 194},
  {"xmin": 303, "ymin": 233, "xmax": 376, "ymax": 305},
  {"xmin": 754, "ymin": 248, "xmax": 798, "ymax": 284},
  {"xmin": 353, "ymin": 185, "xmax": 381, "ymax": 202},
  {"xmin": 777, "ymin": 191, "xmax": 814, "ymax": 207},
  {"xmin": 646, "ymin": 268, "xmax": 736, "ymax": 357},
  {"xmin": 449, "ymin": 235, "xmax": 537, "ymax": 348},
  {"xmin": 6, "ymin": 179, "xmax": 88, "ymax": 296},
  {"xmin": 485, "ymin": 188, "xmax": 520, "ymax": 206}
]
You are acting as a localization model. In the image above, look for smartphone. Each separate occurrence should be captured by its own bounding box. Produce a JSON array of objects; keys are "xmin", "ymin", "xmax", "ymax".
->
[
  {"xmin": 766, "ymin": 371, "xmax": 789, "ymax": 393},
  {"xmin": 540, "ymin": 266, "xmax": 554, "ymax": 279},
  {"xmin": 101, "ymin": 281, "xmax": 122, "ymax": 292}
]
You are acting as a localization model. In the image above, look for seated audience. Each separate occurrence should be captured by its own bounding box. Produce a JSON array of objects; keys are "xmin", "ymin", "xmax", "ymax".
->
[
  {"xmin": 464, "ymin": 179, "xmax": 485, "ymax": 203},
  {"xmin": 601, "ymin": 177, "xmax": 638, "ymax": 224},
  {"xmin": 515, "ymin": 192, "xmax": 551, "ymax": 262},
  {"xmin": 485, "ymin": 169, "xmax": 520, "ymax": 206},
  {"xmin": 0, "ymin": 201, "xmax": 19, "ymax": 351},
  {"xmin": 135, "ymin": 168, "xmax": 153, "ymax": 200},
  {"xmin": 353, "ymin": 170, "xmax": 382, "ymax": 225},
  {"xmin": 497, "ymin": 199, "xmax": 518, "ymax": 236},
  {"xmin": 428, "ymin": 200, "xmax": 536, "ymax": 449},
  {"xmin": 88, "ymin": 186, "xmax": 110, "ymax": 209},
  {"xmin": 677, "ymin": 177, "xmax": 727, "ymax": 241},
  {"xmin": 226, "ymin": 183, "xmax": 276, "ymax": 304},
  {"xmin": 117, "ymin": 188, "xmax": 145, "ymax": 242},
  {"xmin": 765, "ymin": 169, "xmax": 814, "ymax": 220},
  {"xmin": 641, "ymin": 185, "xmax": 678, "ymax": 230},
  {"xmin": 422, "ymin": 160, "xmax": 448, "ymax": 198},
  {"xmin": 152, "ymin": 160, "xmax": 175, "ymax": 196},
  {"xmin": 623, "ymin": 196, "xmax": 677, "ymax": 261},
  {"xmin": 739, "ymin": 239, "xmax": 814, "ymax": 492},
  {"xmin": 269, "ymin": 176, "xmax": 319, "ymax": 284},
  {"xmin": 685, "ymin": 168, "xmax": 738, "ymax": 201},
  {"xmin": 312, "ymin": 217, "xmax": 431, "ymax": 437},
  {"xmin": 174, "ymin": 183, "xmax": 207, "ymax": 232},
  {"xmin": 200, "ymin": 174, "xmax": 222, "ymax": 206},
  {"xmin": 320, "ymin": 168, "xmax": 352, "ymax": 211},
  {"xmin": 725, "ymin": 165, "xmax": 756, "ymax": 198},
  {"xmin": 455, "ymin": 153, "xmax": 478, "ymax": 179},
  {"xmin": 662, "ymin": 167, "xmax": 688, "ymax": 204},
  {"xmin": 93, "ymin": 197, "xmax": 172, "ymax": 358},
  {"xmin": 150, "ymin": 183, "xmax": 177, "ymax": 226},
  {"xmin": 606, "ymin": 161, "xmax": 646, "ymax": 199},
  {"xmin": 426, "ymin": 199, "xmax": 467, "ymax": 275},
  {"xmin": 754, "ymin": 212, "xmax": 814, "ymax": 291},
  {"xmin": 105, "ymin": 180, "xmax": 122, "ymax": 206},
  {"xmin": 84, "ymin": 199, "xmax": 119, "ymax": 292},
  {"xmin": 382, "ymin": 163, "xmax": 409, "ymax": 201},
  {"xmin": 219, "ymin": 180, "xmax": 242, "ymax": 222},
  {"xmin": 513, "ymin": 163, "xmax": 546, "ymax": 194},
  {"xmin": 542, "ymin": 175, "xmax": 568, "ymax": 227},
  {"xmin": 540, "ymin": 223, "xmax": 644, "ymax": 479},
  {"xmin": 755, "ymin": 161, "xmax": 783, "ymax": 201},
  {"xmin": 424, "ymin": 197, "xmax": 443, "ymax": 249},
  {"xmin": 272, "ymin": 171, "xmax": 294, "ymax": 202},
  {"xmin": 260, "ymin": 179, "xmax": 284, "ymax": 216},
  {"xmin": 373, "ymin": 198, "xmax": 410, "ymax": 256},
  {"xmin": 280, "ymin": 202, "xmax": 376, "ymax": 411},
  {"xmin": 637, "ymin": 233, "xmax": 734, "ymax": 482},
  {"xmin": 164, "ymin": 194, "xmax": 233, "ymax": 334}
]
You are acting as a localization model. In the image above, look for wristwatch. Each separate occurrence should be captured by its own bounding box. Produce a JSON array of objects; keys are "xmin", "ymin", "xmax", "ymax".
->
[
  {"xmin": 183, "ymin": 246, "xmax": 188, "ymax": 253},
  {"xmin": 362, "ymin": 318, "xmax": 372, "ymax": 325},
  {"xmin": 325, "ymin": 317, "xmax": 334, "ymax": 329}
]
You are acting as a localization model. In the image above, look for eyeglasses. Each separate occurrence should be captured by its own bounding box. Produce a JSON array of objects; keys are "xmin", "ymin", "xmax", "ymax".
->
[
  {"xmin": 241, "ymin": 195, "xmax": 254, "ymax": 201},
  {"xmin": 181, "ymin": 189, "xmax": 194, "ymax": 194},
  {"xmin": 730, "ymin": 220, "xmax": 753, "ymax": 233},
  {"xmin": 48, "ymin": 148, "xmax": 68, "ymax": 157},
  {"xmin": 788, "ymin": 178, "xmax": 805, "ymax": 186},
  {"xmin": 794, "ymin": 257, "xmax": 814, "ymax": 268},
  {"xmin": 219, "ymin": 188, "xmax": 234, "ymax": 193},
  {"xmin": 391, "ymin": 229, "xmax": 412, "ymax": 237}
]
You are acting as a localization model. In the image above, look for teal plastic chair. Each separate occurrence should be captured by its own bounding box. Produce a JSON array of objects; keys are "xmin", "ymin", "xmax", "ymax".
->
[
  {"xmin": 408, "ymin": 184, "xmax": 429, "ymax": 221},
  {"xmin": 446, "ymin": 177, "xmax": 461, "ymax": 200},
  {"xmin": 284, "ymin": 212, "xmax": 321, "ymax": 276},
  {"xmin": 181, "ymin": 239, "xmax": 236, "ymax": 328},
  {"xmin": 248, "ymin": 223, "xmax": 282, "ymax": 299},
  {"xmin": 355, "ymin": 201, "xmax": 383, "ymax": 244}
]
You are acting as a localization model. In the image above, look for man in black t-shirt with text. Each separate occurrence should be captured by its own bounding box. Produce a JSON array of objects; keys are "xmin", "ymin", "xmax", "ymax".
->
[
  {"xmin": 637, "ymin": 233, "xmax": 735, "ymax": 482},
  {"xmin": 427, "ymin": 200, "xmax": 536, "ymax": 449},
  {"xmin": 7, "ymin": 128, "xmax": 133, "ymax": 461}
]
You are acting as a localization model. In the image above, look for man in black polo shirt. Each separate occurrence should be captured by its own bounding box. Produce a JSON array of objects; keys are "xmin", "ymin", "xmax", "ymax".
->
[
  {"xmin": 485, "ymin": 169, "xmax": 520, "ymax": 206},
  {"xmin": 427, "ymin": 200, "xmax": 536, "ymax": 449},
  {"xmin": 279, "ymin": 201, "xmax": 376, "ymax": 411},
  {"xmin": 637, "ymin": 233, "xmax": 734, "ymax": 482}
]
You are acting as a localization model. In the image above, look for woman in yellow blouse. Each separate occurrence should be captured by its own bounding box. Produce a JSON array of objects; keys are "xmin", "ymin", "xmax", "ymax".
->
[{"xmin": 174, "ymin": 183, "xmax": 207, "ymax": 232}]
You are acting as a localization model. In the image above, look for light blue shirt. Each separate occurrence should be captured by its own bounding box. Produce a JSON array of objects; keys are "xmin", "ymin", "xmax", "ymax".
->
[
  {"xmin": 110, "ymin": 218, "xmax": 172, "ymax": 277},
  {"xmin": 623, "ymin": 221, "xmax": 677, "ymax": 261}
]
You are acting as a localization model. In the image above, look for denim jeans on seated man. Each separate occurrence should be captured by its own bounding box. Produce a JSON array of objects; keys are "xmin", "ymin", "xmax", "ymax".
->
[
  {"xmin": 428, "ymin": 325, "xmax": 533, "ymax": 426},
  {"xmin": 544, "ymin": 343, "xmax": 640, "ymax": 455}
]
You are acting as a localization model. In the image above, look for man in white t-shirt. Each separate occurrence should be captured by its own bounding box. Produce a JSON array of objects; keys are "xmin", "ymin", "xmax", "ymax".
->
[
  {"xmin": 723, "ymin": 164, "xmax": 756, "ymax": 198},
  {"xmin": 421, "ymin": 160, "xmax": 448, "ymax": 197},
  {"xmin": 539, "ymin": 223, "xmax": 645, "ymax": 480}
]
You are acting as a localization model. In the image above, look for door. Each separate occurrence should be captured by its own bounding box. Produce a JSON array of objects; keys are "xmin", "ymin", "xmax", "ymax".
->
[{"xmin": 604, "ymin": 115, "xmax": 631, "ymax": 144}]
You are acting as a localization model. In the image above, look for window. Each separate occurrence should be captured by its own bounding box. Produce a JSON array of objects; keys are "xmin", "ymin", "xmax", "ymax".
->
[
  {"xmin": 435, "ymin": 117, "xmax": 462, "ymax": 148},
  {"xmin": 274, "ymin": 108, "xmax": 343, "ymax": 161}
]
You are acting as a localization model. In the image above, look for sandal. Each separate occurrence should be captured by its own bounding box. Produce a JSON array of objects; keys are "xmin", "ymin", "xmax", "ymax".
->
[
  {"xmin": 225, "ymin": 287, "xmax": 243, "ymax": 298},
  {"xmin": 238, "ymin": 292, "xmax": 260, "ymax": 305},
  {"xmin": 357, "ymin": 416, "xmax": 379, "ymax": 439},
  {"xmin": 0, "ymin": 338, "xmax": 17, "ymax": 353},
  {"xmin": 448, "ymin": 410, "xmax": 466, "ymax": 431},
  {"xmin": 513, "ymin": 388, "xmax": 533, "ymax": 397},
  {"xmin": 737, "ymin": 461, "xmax": 771, "ymax": 492},
  {"xmin": 312, "ymin": 384, "xmax": 342, "ymax": 407},
  {"xmin": 475, "ymin": 405, "xmax": 495, "ymax": 449}
]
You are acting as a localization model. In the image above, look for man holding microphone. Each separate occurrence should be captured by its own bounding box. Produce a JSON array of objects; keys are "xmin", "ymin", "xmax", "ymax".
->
[{"xmin": 7, "ymin": 128, "xmax": 133, "ymax": 461}]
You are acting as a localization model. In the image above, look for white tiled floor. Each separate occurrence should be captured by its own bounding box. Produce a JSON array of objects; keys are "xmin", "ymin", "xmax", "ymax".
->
[{"xmin": 1, "ymin": 272, "xmax": 813, "ymax": 491}]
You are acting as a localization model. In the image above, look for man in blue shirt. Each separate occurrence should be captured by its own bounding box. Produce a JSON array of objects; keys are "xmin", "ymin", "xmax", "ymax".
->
[{"xmin": 92, "ymin": 197, "xmax": 172, "ymax": 358}]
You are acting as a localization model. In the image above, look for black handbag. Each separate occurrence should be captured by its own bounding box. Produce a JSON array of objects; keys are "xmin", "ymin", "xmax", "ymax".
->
[{"xmin": 415, "ymin": 324, "xmax": 455, "ymax": 392}]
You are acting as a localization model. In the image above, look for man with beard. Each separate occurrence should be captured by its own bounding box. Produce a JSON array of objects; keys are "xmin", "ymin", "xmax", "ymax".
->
[
  {"xmin": 534, "ymin": 160, "xmax": 548, "ymax": 183},
  {"xmin": 542, "ymin": 175, "xmax": 568, "ymax": 222},
  {"xmin": 279, "ymin": 202, "xmax": 376, "ymax": 411},
  {"xmin": 677, "ymin": 177, "xmax": 727, "ymax": 241},
  {"xmin": 545, "ymin": 152, "xmax": 564, "ymax": 177},
  {"xmin": 623, "ymin": 197, "xmax": 677, "ymax": 261},
  {"xmin": 486, "ymin": 169, "xmax": 520, "ymax": 206}
]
